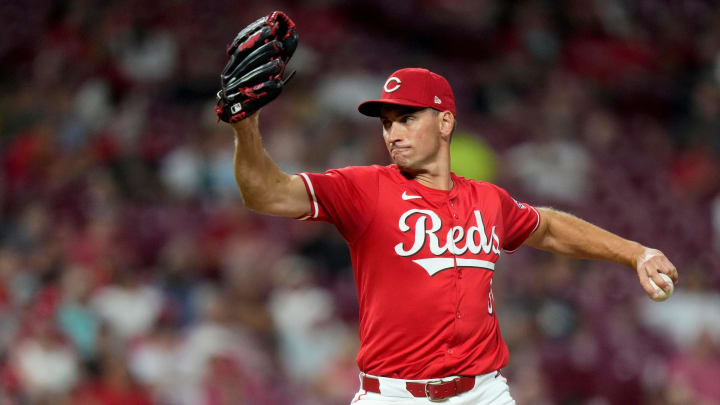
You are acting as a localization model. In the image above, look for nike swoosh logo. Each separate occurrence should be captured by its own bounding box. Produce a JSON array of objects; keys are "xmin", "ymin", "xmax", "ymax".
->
[{"xmin": 402, "ymin": 191, "xmax": 422, "ymax": 200}]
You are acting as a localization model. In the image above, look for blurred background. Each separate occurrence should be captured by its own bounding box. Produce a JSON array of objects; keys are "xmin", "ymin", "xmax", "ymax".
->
[{"xmin": 0, "ymin": 0, "xmax": 719, "ymax": 404}]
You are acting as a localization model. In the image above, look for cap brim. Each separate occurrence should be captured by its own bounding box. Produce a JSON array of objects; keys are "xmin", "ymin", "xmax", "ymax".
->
[{"xmin": 357, "ymin": 99, "xmax": 431, "ymax": 117}]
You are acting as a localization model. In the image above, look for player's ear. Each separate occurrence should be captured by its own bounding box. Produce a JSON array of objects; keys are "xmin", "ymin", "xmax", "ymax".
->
[{"xmin": 438, "ymin": 111, "xmax": 454, "ymax": 141}]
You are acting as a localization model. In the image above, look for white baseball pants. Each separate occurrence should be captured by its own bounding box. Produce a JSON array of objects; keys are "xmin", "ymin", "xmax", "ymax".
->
[{"xmin": 350, "ymin": 371, "xmax": 516, "ymax": 405}]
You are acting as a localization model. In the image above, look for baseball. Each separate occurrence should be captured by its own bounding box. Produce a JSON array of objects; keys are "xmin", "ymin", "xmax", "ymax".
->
[{"xmin": 648, "ymin": 273, "xmax": 674, "ymax": 302}]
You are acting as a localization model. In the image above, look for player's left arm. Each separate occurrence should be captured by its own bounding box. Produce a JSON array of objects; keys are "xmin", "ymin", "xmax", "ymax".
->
[{"xmin": 524, "ymin": 207, "xmax": 678, "ymax": 300}]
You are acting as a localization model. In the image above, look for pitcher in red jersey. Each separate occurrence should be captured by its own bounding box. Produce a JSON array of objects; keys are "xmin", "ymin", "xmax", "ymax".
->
[{"xmin": 226, "ymin": 67, "xmax": 679, "ymax": 404}]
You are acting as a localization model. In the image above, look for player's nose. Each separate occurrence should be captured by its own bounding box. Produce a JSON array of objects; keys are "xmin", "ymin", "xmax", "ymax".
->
[{"xmin": 385, "ymin": 121, "xmax": 402, "ymax": 142}]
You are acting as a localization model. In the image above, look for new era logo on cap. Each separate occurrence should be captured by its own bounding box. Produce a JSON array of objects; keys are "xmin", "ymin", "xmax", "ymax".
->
[{"xmin": 358, "ymin": 68, "xmax": 456, "ymax": 117}]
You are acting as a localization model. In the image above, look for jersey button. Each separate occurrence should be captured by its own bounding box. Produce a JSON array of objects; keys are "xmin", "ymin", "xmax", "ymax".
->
[
  {"xmin": 456, "ymin": 312, "xmax": 461, "ymax": 319},
  {"xmin": 447, "ymin": 349, "xmax": 454, "ymax": 354}
]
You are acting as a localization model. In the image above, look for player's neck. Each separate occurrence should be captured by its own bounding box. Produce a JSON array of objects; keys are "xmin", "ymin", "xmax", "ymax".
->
[
  {"xmin": 399, "ymin": 150, "xmax": 453, "ymax": 190},
  {"xmin": 414, "ymin": 174, "xmax": 452, "ymax": 190},
  {"xmin": 409, "ymin": 164, "xmax": 453, "ymax": 191}
]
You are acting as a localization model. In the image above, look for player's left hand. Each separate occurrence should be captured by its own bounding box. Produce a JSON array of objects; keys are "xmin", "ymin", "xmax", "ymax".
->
[{"xmin": 634, "ymin": 247, "xmax": 678, "ymax": 300}]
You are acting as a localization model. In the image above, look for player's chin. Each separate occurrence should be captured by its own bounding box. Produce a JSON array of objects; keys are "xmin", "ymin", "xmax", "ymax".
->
[
  {"xmin": 393, "ymin": 160, "xmax": 420, "ymax": 174},
  {"xmin": 391, "ymin": 151, "xmax": 411, "ymax": 166},
  {"xmin": 392, "ymin": 156, "xmax": 410, "ymax": 169}
]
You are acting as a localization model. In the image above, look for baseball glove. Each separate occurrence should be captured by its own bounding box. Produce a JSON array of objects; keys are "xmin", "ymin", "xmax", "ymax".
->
[{"xmin": 216, "ymin": 11, "xmax": 298, "ymax": 123}]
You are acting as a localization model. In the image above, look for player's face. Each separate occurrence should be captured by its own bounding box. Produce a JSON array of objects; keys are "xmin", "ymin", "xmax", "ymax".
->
[{"xmin": 380, "ymin": 106, "xmax": 442, "ymax": 172}]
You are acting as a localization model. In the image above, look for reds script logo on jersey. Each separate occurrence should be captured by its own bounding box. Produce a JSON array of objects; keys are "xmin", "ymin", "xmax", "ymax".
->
[{"xmin": 394, "ymin": 209, "xmax": 500, "ymax": 275}]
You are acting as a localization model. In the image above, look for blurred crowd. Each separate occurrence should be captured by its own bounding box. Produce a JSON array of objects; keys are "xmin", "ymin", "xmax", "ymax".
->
[{"xmin": 0, "ymin": 0, "xmax": 719, "ymax": 404}]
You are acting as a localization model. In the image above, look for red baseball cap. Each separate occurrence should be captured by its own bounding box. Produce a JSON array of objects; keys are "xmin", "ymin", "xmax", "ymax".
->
[{"xmin": 358, "ymin": 68, "xmax": 456, "ymax": 117}]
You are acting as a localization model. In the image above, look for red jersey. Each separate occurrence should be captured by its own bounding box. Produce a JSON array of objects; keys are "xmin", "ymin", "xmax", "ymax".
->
[{"xmin": 298, "ymin": 164, "xmax": 539, "ymax": 379}]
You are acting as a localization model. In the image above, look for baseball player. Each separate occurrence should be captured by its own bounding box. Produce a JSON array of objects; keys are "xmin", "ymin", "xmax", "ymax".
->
[{"xmin": 215, "ymin": 12, "xmax": 679, "ymax": 404}]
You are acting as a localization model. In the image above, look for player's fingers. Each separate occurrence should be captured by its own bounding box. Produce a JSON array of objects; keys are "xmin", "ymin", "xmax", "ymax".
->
[
  {"xmin": 643, "ymin": 257, "xmax": 672, "ymax": 292},
  {"xmin": 659, "ymin": 258, "xmax": 679, "ymax": 285},
  {"xmin": 650, "ymin": 254, "xmax": 678, "ymax": 287},
  {"xmin": 636, "ymin": 267, "xmax": 659, "ymax": 299}
]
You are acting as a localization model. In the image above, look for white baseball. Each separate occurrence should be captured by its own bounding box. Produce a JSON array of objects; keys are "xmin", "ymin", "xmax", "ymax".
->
[{"xmin": 648, "ymin": 273, "xmax": 674, "ymax": 302}]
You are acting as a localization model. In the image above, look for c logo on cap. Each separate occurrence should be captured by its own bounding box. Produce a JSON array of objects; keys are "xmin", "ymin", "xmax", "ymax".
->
[{"xmin": 384, "ymin": 77, "xmax": 402, "ymax": 93}]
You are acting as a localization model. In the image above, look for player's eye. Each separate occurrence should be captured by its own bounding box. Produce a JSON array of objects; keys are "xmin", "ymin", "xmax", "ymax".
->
[{"xmin": 381, "ymin": 119, "xmax": 392, "ymax": 130}]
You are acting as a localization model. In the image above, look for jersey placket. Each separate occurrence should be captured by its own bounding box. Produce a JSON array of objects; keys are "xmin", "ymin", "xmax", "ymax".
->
[{"xmin": 448, "ymin": 195, "xmax": 461, "ymax": 356}]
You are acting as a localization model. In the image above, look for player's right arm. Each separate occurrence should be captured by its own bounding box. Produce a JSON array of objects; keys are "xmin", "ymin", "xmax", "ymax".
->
[
  {"xmin": 525, "ymin": 207, "xmax": 678, "ymax": 299},
  {"xmin": 229, "ymin": 113, "xmax": 310, "ymax": 218}
]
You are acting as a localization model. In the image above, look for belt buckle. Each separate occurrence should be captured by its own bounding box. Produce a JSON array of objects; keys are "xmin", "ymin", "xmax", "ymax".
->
[{"xmin": 424, "ymin": 380, "xmax": 449, "ymax": 402}]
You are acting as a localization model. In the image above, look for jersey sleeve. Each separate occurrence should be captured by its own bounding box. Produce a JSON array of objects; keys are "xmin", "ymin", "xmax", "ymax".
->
[
  {"xmin": 296, "ymin": 166, "xmax": 379, "ymax": 243},
  {"xmin": 494, "ymin": 186, "xmax": 540, "ymax": 253}
]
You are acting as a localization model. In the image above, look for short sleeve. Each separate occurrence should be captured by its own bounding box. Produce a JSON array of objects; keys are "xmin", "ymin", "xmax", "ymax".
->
[
  {"xmin": 495, "ymin": 186, "xmax": 540, "ymax": 252},
  {"xmin": 296, "ymin": 166, "xmax": 379, "ymax": 242}
]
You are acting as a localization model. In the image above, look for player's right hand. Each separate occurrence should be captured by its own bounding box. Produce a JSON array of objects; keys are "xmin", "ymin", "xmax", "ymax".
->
[
  {"xmin": 634, "ymin": 247, "xmax": 678, "ymax": 300},
  {"xmin": 216, "ymin": 11, "xmax": 298, "ymax": 123}
]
